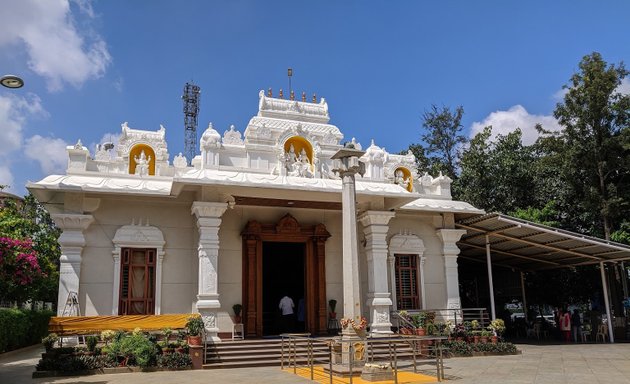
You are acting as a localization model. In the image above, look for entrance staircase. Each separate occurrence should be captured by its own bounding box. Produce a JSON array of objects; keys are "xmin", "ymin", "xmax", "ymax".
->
[{"xmin": 203, "ymin": 338, "xmax": 419, "ymax": 369}]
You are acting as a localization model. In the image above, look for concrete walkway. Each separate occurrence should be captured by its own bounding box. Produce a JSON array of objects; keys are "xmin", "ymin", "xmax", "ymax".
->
[{"xmin": 1, "ymin": 343, "xmax": 629, "ymax": 383}]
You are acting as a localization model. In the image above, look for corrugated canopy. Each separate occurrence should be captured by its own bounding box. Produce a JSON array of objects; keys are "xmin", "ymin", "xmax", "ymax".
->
[{"xmin": 456, "ymin": 213, "xmax": 630, "ymax": 271}]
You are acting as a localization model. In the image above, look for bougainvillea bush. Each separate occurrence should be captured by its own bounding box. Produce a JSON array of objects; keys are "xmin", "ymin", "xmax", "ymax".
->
[{"xmin": 0, "ymin": 237, "xmax": 45, "ymax": 303}]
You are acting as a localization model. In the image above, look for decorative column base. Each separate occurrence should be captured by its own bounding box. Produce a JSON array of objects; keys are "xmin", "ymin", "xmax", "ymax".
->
[
  {"xmin": 367, "ymin": 293, "xmax": 393, "ymax": 334},
  {"xmin": 197, "ymin": 294, "xmax": 221, "ymax": 343}
]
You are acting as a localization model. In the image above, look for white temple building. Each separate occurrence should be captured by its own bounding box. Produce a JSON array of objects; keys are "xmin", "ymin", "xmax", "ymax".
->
[{"xmin": 28, "ymin": 90, "xmax": 483, "ymax": 341}]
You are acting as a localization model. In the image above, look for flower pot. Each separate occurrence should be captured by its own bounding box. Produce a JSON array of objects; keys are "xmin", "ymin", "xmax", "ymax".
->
[
  {"xmin": 188, "ymin": 336, "xmax": 203, "ymax": 346},
  {"xmin": 415, "ymin": 328, "xmax": 426, "ymax": 336},
  {"xmin": 234, "ymin": 315, "xmax": 242, "ymax": 324},
  {"xmin": 481, "ymin": 337, "xmax": 488, "ymax": 344},
  {"xmin": 329, "ymin": 312, "xmax": 337, "ymax": 319},
  {"xmin": 473, "ymin": 336, "xmax": 480, "ymax": 344},
  {"xmin": 491, "ymin": 336, "xmax": 498, "ymax": 344}
]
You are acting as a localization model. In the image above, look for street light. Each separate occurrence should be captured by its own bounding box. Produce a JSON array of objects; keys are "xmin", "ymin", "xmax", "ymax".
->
[{"xmin": 1, "ymin": 75, "xmax": 24, "ymax": 89}]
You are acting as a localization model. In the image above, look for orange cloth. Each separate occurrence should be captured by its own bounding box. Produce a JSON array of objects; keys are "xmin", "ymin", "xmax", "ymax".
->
[{"xmin": 48, "ymin": 314, "xmax": 194, "ymax": 335}]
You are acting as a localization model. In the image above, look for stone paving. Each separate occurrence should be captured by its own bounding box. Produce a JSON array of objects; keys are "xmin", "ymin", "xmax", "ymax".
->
[{"xmin": 1, "ymin": 343, "xmax": 629, "ymax": 384}]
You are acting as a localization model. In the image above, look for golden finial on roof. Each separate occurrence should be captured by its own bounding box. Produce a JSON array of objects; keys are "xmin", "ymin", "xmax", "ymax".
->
[
  {"xmin": 290, "ymin": 90, "xmax": 295, "ymax": 100},
  {"xmin": 301, "ymin": 92, "xmax": 306, "ymax": 102},
  {"xmin": 279, "ymin": 89, "xmax": 284, "ymax": 98},
  {"xmin": 312, "ymin": 93, "xmax": 317, "ymax": 103},
  {"xmin": 267, "ymin": 88, "xmax": 272, "ymax": 97}
]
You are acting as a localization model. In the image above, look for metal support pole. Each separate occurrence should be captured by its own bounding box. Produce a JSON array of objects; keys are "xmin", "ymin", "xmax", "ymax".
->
[
  {"xmin": 520, "ymin": 271, "xmax": 528, "ymax": 322},
  {"xmin": 328, "ymin": 344, "xmax": 333, "ymax": 384},
  {"xmin": 486, "ymin": 235, "xmax": 496, "ymax": 320},
  {"xmin": 600, "ymin": 261, "xmax": 615, "ymax": 343},
  {"xmin": 393, "ymin": 343, "xmax": 398, "ymax": 384}
]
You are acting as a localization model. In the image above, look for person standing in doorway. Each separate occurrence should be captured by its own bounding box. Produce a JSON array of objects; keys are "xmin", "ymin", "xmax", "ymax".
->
[{"xmin": 279, "ymin": 294, "xmax": 295, "ymax": 333}]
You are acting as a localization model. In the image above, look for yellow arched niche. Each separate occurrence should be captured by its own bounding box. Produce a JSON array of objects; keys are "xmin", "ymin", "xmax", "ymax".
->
[
  {"xmin": 395, "ymin": 167, "xmax": 413, "ymax": 192},
  {"xmin": 128, "ymin": 144, "xmax": 156, "ymax": 176},
  {"xmin": 284, "ymin": 136, "xmax": 313, "ymax": 168}
]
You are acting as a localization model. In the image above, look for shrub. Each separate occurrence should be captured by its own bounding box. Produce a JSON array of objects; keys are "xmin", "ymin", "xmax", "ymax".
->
[
  {"xmin": 42, "ymin": 333, "xmax": 58, "ymax": 350},
  {"xmin": 443, "ymin": 340, "xmax": 472, "ymax": 357},
  {"xmin": 109, "ymin": 333, "xmax": 157, "ymax": 368},
  {"xmin": 157, "ymin": 352, "xmax": 192, "ymax": 369},
  {"xmin": 86, "ymin": 336, "xmax": 98, "ymax": 352},
  {"xmin": 0, "ymin": 308, "xmax": 53, "ymax": 352}
]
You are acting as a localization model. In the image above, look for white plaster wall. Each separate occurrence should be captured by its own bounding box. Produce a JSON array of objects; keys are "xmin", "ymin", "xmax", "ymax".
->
[{"xmin": 79, "ymin": 196, "xmax": 197, "ymax": 316}]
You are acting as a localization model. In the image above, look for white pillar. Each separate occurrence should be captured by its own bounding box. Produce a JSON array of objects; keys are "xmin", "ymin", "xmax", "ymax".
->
[
  {"xmin": 192, "ymin": 202, "xmax": 228, "ymax": 343},
  {"xmin": 436, "ymin": 229, "xmax": 467, "ymax": 312},
  {"xmin": 51, "ymin": 214, "xmax": 94, "ymax": 316},
  {"xmin": 359, "ymin": 211, "xmax": 395, "ymax": 334},
  {"xmin": 387, "ymin": 255, "xmax": 397, "ymax": 311},
  {"xmin": 485, "ymin": 235, "xmax": 496, "ymax": 320},
  {"xmin": 600, "ymin": 261, "xmax": 615, "ymax": 343}
]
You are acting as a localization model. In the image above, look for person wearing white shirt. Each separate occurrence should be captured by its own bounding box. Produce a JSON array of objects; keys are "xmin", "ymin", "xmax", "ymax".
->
[{"xmin": 279, "ymin": 294, "xmax": 295, "ymax": 333}]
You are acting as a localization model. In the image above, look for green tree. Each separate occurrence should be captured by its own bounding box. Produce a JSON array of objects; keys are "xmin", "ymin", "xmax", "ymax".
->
[
  {"xmin": 420, "ymin": 105, "xmax": 467, "ymax": 178},
  {"xmin": 0, "ymin": 193, "xmax": 61, "ymax": 303},
  {"xmin": 457, "ymin": 127, "xmax": 537, "ymax": 213},
  {"xmin": 553, "ymin": 52, "xmax": 630, "ymax": 239}
]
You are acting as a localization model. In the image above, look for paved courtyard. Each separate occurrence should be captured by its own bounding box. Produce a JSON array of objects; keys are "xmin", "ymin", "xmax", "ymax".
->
[{"xmin": 1, "ymin": 343, "xmax": 629, "ymax": 384}]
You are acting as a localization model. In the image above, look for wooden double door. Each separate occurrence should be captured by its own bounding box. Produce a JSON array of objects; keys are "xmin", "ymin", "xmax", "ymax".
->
[{"xmin": 242, "ymin": 214, "xmax": 330, "ymax": 337}]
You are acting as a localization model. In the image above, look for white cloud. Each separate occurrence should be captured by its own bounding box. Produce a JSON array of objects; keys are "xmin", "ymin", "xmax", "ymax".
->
[
  {"xmin": 0, "ymin": 93, "xmax": 46, "ymax": 156},
  {"xmin": 0, "ymin": 0, "xmax": 111, "ymax": 91},
  {"xmin": 618, "ymin": 77, "xmax": 630, "ymax": 95},
  {"xmin": 24, "ymin": 135, "xmax": 69, "ymax": 174},
  {"xmin": 0, "ymin": 93, "xmax": 47, "ymax": 190},
  {"xmin": 0, "ymin": 165, "xmax": 15, "ymax": 192},
  {"xmin": 470, "ymin": 105, "xmax": 562, "ymax": 146}
]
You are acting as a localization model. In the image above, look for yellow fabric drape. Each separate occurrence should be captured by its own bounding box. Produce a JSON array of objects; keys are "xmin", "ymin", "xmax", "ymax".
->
[{"xmin": 48, "ymin": 314, "xmax": 194, "ymax": 335}]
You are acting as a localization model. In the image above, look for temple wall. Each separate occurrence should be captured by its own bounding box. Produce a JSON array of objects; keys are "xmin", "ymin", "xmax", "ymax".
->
[{"xmin": 74, "ymin": 197, "xmax": 450, "ymax": 334}]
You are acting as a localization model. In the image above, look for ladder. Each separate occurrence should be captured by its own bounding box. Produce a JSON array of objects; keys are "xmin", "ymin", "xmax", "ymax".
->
[{"xmin": 62, "ymin": 291, "xmax": 80, "ymax": 317}]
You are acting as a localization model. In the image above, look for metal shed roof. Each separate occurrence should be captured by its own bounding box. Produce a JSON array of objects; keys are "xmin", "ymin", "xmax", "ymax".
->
[{"xmin": 456, "ymin": 213, "xmax": 630, "ymax": 271}]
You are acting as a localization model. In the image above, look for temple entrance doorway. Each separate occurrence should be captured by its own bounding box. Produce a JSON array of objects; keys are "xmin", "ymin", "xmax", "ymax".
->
[
  {"xmin": 242, "ymin": 214, "xmax": 330, "ymax": 337},
  {"xmin": 262, "ymin": 242, "xmax": 305, "ymax": 336}
]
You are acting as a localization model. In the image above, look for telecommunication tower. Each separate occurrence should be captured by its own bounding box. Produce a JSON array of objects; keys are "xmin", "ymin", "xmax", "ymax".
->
[{"xmin": 182, "ymin": 82, "xmax": 201, "ymax": 164}]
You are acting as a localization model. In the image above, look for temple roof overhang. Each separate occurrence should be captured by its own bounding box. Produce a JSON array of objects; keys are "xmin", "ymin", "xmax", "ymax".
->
[{"xmin": 27, "ymin": 170, "xmax": 428, "ymax": 211}]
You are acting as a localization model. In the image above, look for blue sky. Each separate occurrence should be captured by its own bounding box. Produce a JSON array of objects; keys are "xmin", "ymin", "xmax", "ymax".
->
[{"xmin": 1, "ymin": 0, "xmax": 629, "ymax": 195}]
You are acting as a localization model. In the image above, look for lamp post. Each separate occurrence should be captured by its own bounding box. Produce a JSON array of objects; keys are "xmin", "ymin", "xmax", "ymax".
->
[
  {"xmin": 1, "ymin": 75, "xmax": 24, "ymax": 89},
  {"xmin": 332, "ymin": 143, "xmax": 366, "ymax": 369}
]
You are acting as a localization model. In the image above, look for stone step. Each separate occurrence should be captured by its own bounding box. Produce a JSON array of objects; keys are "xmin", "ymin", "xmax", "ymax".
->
[{"xmin": 203, "ymin": 338, "xmax": 422, "ymax": 369}]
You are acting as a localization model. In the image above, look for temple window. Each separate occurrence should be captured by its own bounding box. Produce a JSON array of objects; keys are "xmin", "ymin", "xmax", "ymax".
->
[
  {"xmin": 119, "ymin": 248, "xmax": 156, "ymax": 315},
  {"xmin": 394, "ymin": 254, "xmax": 420, "ymax": 310},
  {"xmin": 128, "ymin": 144, "xmax": 156, "ymax": 176}
]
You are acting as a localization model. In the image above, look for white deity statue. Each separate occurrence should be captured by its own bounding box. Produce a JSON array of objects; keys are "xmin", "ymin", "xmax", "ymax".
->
[
  {"xmin": 395, "ymin": 169, "xmax": 410, "ymax": 190},
  {"xmin": 134, "ymin": 150, "xmax": 151, "ymax": 176}
]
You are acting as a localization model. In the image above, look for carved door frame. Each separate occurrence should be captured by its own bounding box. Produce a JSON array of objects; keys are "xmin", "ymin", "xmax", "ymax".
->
[{"xmin": 242, "ymin": 214, "xmax": 330, "ymax": 337}]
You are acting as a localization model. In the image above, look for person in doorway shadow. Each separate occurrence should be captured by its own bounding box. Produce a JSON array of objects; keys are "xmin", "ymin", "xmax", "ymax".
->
[{"xmin": 279, "ymin": 293, "xmax": 295, "ymax": 333}]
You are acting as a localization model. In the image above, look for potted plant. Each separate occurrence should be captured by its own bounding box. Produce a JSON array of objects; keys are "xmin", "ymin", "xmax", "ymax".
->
[
  {"xmin": 489, "ymin": 319, "xmax": 506, "ymax": 343},
  {"xmin": 480, "ymin": 329, "xmax": 492, "ymax": 343},
  {"xmin": 328, "ymin": 299, "xmax": 337, "ymax": 319},
  {"xmin": 412, "ymin": 313, "xmax": 427, "ymax": 336},
  {"xmin": 232, "ymin": 304, "xmax": 243, "ymax": 323},
  {"xmin": 186, "ymin": 315, "xmax": 204, "ymax": 346}
]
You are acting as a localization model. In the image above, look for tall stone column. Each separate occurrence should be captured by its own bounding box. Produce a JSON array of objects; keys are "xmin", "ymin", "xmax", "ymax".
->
[
  {"xmin": 191, "ymin": 202, "xmax": 228, "ymax": 343},
  {"xmin": 51, "ymin": 214, "xmax": 94, "ymax": 316},
  {"xmin": 359, "ymin": 211, "xmax": 395, "ymax": 334},
  {"xmin": 436, "ymin": 229, "xmax": 467, "ymax": 311},
  {"xmin": 332, "ymin": 146, "xmax": 365, "ymax": 329},
  {"xmin": 332, "ymin": 145, "xmax": 366, "ymax": 369}
]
